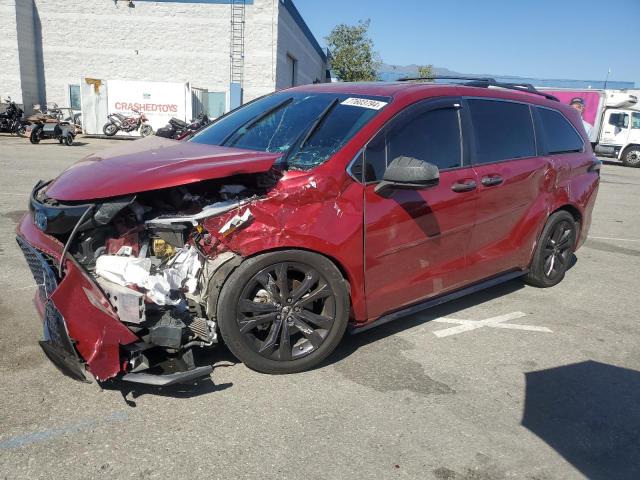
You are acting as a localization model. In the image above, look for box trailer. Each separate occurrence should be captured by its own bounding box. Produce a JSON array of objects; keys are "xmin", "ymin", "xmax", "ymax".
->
[{"xmin": 541, "ymin": 89, "xmax": 640, "ymax": 167}]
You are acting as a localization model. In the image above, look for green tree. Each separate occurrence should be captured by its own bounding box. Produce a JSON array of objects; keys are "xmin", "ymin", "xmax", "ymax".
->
[
  {"xmin": 417, "ymin": 64, "xmax": 435, "ymax": 80},
  {"xmin": 326, "ymin": 20, "xmax": 380, "ymax": 82}
]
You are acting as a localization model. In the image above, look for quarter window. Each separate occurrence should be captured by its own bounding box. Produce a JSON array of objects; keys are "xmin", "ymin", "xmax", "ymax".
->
[
  {"xmin": 468, "ymin": 99, "xmax": 536, "ymax": 164},
  {"xmin": 631, "ymin": 112, "xmax": 640, "ymax": 129},
  {"xmin": 364, "ymin": 105, "xmax": 462, "ymax": 182},
  {"xmin": 537, "ymin": 107, "xmax": 584, "ymax": 155}
]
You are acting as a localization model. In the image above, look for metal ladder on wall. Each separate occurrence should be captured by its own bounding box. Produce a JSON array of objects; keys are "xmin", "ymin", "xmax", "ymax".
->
[{"xmin": 230, "ymin": 0, "xmax": 246, "ymax": 86}]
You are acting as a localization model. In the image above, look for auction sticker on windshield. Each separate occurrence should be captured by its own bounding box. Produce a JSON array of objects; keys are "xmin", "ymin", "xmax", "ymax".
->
[{"xmin": 340, "ymin": 98, "xmax": 388, "ymax": 110}]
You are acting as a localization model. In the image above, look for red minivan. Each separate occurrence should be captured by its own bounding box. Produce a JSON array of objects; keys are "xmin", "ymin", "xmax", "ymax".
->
[{"xmin": 17, "ymin": 79, "xmax": 600, "ymax": 385}]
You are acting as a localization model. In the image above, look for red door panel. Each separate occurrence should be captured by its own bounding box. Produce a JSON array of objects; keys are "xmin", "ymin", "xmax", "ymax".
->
[
  {"xmin": 364, "ymin": 169, "xmax": 477, "ymax": 319},
  {"xmin": 467, "ymin": 157, "xmax": 551, "ymax": 280}
]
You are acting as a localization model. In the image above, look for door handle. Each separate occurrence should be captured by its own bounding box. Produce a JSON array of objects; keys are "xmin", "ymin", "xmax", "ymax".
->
[
  {"xmin": 451, "ymin": 180, "xmax": 477, "ymax": 192},
  {"xmin": 481, "ymin": 175, "xmax": 503, "ymax": 187}
]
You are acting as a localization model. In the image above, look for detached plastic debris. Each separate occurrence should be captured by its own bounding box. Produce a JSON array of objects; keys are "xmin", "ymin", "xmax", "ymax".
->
[
  {"xmin": 96, "ymin": 256, "xmax": 151, "ymax": 287},
  {"xmin": 219, "ymin": 209, "xmax": 252, "ymax": 237},
  {"xmin": 95, "ymin": 246, "xmax": 202, "ymax": 306}
]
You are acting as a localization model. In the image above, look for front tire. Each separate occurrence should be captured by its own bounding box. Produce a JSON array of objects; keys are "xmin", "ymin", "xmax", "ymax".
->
[
  {"xmin": 139, "ymin": 124, "xmax": 153, "ymax": 137},
  {"xmin": 525, "ymin": 211, "xmax": 577, "ymax": 288},
  {"xmin": 103, "ymin": 123, "xmax": 118, "ymax": 136},
  {"xmin": 622, "ymin": 146, "xmax": 640, "ymax": 168},
  {"xmin": 217, "ymin": 250, "xmax": 350, "ymax": 374}
]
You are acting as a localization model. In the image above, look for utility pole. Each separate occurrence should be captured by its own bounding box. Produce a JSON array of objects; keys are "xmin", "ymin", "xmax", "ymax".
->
[{"xmin": 603, "ymin": 68, "xmax": 611, "ymax": 90}]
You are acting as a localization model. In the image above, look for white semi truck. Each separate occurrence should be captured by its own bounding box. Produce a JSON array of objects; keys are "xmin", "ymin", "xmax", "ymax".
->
[{"xmin": 542, "ymin": 89, "xmax": 640, "ymax": 167}]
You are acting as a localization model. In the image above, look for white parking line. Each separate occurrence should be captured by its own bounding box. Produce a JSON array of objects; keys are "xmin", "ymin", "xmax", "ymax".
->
[
  {"xmin": 590, "ymin": 236, "xmax": 640, "ymax": 243},
  {"xmin": 432, "ymin": 312, "xmax": 552, "ymax": 338}
]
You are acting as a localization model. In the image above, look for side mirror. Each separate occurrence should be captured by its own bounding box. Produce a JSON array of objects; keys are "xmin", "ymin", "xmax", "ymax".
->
[{"xmin": 374, "ymin": 156, "xmax": 440, "ymax": 197}]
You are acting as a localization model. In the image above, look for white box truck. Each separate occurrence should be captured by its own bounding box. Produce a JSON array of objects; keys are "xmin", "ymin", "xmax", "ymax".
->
[{"xmin": 542, "ymin": 89, "xmax": 640, "ymax": 167}]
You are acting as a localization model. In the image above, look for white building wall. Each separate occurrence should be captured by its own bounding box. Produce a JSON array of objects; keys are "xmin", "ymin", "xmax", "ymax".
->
[
  {"xmin": 2, "ymin": 0, "xmax": 325, "ymax": 113},
  {"xmin": 0, "ymin": 0, "xmax": 25, "ymax": 106},
  {"xmin": 275, "ymin": 1, "xmax": 326, "ymax": 90},
  {"xmin": 33, "ymin": 0, "xmax": 234, "ymax": 108}
]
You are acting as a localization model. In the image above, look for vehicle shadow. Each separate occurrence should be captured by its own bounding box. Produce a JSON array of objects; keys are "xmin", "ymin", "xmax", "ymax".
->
[
  {"xmin": 101, "ymin": 346, "xmax": 238, "ymax": 407},
  {"xmin": 323, "ymin": 278, "xmax": 526, "ymax": 368},
  {"xmin": 601, "ymin": 159, "xmax": 623, "ymax": 167},
  {"xmin": 522, "ymin": 361, "xmax": 640, "ymax": 480}
]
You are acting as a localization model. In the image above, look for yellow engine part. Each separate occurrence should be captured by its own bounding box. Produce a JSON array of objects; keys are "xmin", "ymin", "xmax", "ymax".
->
[{"xmin": 152, "ymin": 239, "xmax": 175, "ymax": 258}]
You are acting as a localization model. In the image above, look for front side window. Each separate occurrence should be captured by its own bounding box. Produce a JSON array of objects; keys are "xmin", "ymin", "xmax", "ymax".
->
[
  {"xmin": 364, "ymin": 104, "xmax": 463, "ymax": 182},
  {"xmin": 191, "ymin": 92, "xmax": 389, "ymax": 170},
  {"xmin": 537, "ymin": 107, "xmax": 584, "ymax": 155},
  {"xmin": 609, "ymin": 112, "xmax": 629, "ymax": 129},
  {"xmin": 468, "ymin": 99, "xmax": 536, "ymax": 164}
]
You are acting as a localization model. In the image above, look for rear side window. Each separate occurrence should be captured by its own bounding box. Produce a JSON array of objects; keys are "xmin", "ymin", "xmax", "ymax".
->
[
  {"xmin": 468, "ymin": 99, "xmax": 536, "ymax": 164},
  {"xmin": 537, "ymin": 107, "xmax": 584, "ymax": 154},
  {"xmin": 364, "ymin": 106, "xmax": 462, "ymax": 182}
]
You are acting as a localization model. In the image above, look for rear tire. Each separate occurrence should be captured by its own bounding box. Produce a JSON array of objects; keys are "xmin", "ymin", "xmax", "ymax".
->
[
  {"xmin": 29, "ymin": 126, "xmax": 42, "ymax": 144},
  {"xmin": 217, "ymin": 250, "xmax": 349, "ymax": 374},
  {"xmin": 103, "ymin": 123, "xmax": 118, "ymax": 136},
  {"xmin": 525, "ymin": 211, "xmax": 577, "ymax": 288},
  {"xmin": 622, "ymin": 146, "xmax": 640, "ymax": 168}
]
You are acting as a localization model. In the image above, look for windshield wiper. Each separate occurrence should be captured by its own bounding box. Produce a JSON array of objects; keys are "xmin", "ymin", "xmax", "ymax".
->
[
  {"xmin": 222, "ymin": 97, "xmax": 294, "ymax": 146},
  {"xmin": 281, "ymin": 98, "xmax": 340, "ymax": 166}
]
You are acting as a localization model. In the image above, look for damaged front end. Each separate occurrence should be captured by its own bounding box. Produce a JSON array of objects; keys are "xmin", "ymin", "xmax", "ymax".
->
[{"xmin": 17, "ymin": 169, "xmax": 272, "ymax": 385}]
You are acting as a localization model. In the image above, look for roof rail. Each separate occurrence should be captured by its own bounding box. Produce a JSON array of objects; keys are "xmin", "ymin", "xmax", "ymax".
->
[
  {"xmin": 398, "ymin": 75, "xmax": 497, "ymax": 83},
  {"xmin": 398, "ymin": 76, "xmax": 559, "ymax": 102}
]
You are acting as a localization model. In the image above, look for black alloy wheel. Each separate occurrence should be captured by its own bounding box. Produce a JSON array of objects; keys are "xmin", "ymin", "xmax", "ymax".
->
[
  {"xmin": 542, "ymin": 219, "xmax": 574, "ymax": 280},
  {"xmin": 238, "ymin": 262, "xmax": 335, "ymax": 361},
  {"xmin": 217, "ymin": 250, "xmax": 349, "ymax": 374},
  {"xmin": 525, "ymin": 211, "xmax": 577, "ymax": 288}
]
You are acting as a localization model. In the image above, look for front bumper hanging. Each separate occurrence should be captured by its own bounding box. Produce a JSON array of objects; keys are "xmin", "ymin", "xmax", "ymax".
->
[{"xmin": 16, "ymin": 235, "xmax": 87, "ymax": 381}]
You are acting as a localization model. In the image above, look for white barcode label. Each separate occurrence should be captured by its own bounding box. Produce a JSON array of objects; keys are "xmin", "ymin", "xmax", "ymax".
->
[{"xmin": 340, "ymin": 98, "xmax": 388, "ymax": 110}]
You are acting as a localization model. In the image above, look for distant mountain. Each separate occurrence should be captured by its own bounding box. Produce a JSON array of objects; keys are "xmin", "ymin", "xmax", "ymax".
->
[
  {"xmin": 378, "ymin": 64, "xmax": 635, "ymax": 89},
  {"xmin": 378, "ymin": 64, "xmax": 465, "ymax": 81}
]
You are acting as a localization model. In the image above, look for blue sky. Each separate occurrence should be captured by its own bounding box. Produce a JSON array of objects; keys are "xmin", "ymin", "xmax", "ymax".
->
[{"xmin": 294, "ymin": 0, "xmax": 640, "ymax": 84}]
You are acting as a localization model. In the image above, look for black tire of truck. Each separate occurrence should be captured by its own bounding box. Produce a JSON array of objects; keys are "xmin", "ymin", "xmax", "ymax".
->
[{"xmin": 622, "ymin": 145, "xmax": 640, "ymax": 168}]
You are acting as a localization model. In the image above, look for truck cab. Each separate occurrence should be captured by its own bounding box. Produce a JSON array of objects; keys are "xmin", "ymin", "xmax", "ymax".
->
[{"xmin": 600, "ymin": 109, "xmax": 640, "ymax": 167}]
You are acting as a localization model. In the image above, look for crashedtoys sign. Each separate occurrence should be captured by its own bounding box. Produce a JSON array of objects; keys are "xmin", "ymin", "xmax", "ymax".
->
[{"xmin": 81, "ymin": 78, "xmax": 191, "ymax": 136}]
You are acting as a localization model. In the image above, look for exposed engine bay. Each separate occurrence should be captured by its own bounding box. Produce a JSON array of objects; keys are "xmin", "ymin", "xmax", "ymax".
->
[{"xmin": 30, "ymin": 172, "xmax": 277, "ymax": 378}]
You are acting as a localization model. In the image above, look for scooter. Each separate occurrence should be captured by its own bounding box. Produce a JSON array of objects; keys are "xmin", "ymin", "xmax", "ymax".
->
[{"xmin": 103, "ymin": 109, "xmax": 153, "ymax": 137}]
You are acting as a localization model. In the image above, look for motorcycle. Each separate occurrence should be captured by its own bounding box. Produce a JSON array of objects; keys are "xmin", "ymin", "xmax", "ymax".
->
[
  {"xmin": 103, "ymin": 109, "xmax": 153, "ymax": 137},
  {"xmin": 155, "ymin": 112, "xmax": 211, "ymax": 140},
  {"xmin": 25, "ymin": 103, "xmax": 64, "ymax": 130},
  {"xmin": 0, "ymin": 97, "xmax": 28, "ymax": 136},
  {"xmin": 28, "ymin": 118, "xmax": 76, "ymax": 146}
]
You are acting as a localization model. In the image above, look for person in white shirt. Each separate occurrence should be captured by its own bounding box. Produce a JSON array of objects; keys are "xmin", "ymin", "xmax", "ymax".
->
[{"xmin": 569, "ymin": 97, "xmax": 593, "ymax": 137}]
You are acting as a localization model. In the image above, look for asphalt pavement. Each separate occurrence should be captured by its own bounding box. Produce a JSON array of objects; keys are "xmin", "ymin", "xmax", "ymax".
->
[{"xmin": 0, "ymin": 134, "xmax": 639, "ymax": 480}]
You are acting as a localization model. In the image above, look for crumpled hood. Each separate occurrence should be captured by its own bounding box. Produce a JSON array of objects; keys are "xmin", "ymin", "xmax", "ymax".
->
[{"xmin": 45, "ymin": 136, "xmax": 280, "ymax": 201}]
